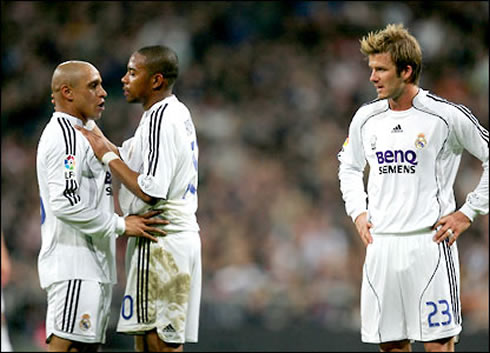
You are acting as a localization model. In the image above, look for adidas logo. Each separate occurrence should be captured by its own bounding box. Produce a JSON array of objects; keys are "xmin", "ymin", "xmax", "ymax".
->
[
  {"xmin": 391, "ymin": 124, "xmax": 403, "ymax": 133},
  {"xmin": 162, "ymin": 323, "xmax": 176, "ymax": 333}
]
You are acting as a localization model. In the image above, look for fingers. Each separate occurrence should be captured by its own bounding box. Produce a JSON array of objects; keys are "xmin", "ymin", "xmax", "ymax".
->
[
  {"xmin": 140, "ymin": 210, "xmax": 163, "ymax": 218},
  {"xmin": 363, "ymin": 232, "xmax": 373, "ymax": 246},
  {"xmin": 357, "ymin": 226, "xmax": 373, "ymax": 247},
  {"xmin": 141, "ymin": 231, "xmax": 158, "ymax": 242},
  {"xmin": 433, "ymin": 224, "xmax": 456, "ymax": 244},
  {"xmin": 140, "ymin": 210, "xmax": 170, "ymax": 224},
  {"xmin": 145, "ymin": 219, "xmax": 170, "ymax": 226},
  {"xmin": 145, "ymin": 226, "xmax": 167, "ymax": 237}
]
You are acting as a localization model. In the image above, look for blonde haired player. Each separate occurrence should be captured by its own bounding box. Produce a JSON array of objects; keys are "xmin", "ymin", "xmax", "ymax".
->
[{"xmin": 338, "ymin": 24, "xmax": 488, "ymax": 352}]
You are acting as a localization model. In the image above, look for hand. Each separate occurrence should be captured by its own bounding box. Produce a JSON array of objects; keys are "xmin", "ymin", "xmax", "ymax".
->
[
  {"xmin": 75, "ymin": 124, "xmax": 111, "ymax": 160},
  {"xmin": 432, "ymin": 211, "xmax": 471, "ymax": 246},
  {"xmin": 355, "ymin": 212, "xmax": 373, "ymax": 247},
  {"xmin": 123, "ymin": 210, "xmax": 170, "ymax": 242}
]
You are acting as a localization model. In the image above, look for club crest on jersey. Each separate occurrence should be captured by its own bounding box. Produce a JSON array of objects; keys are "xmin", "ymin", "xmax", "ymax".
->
[
  {"xmin": 370, "ymin": 135, "xmax": 377, "ymax": 150},
  {"xmin": 64, "ymin": 155, "xmax": 76, "ymax": 179},
  {"xmin": 79, "ymin": 313, "xmax": 91, "ymax": 331},
  {"xmin": 414, "ymin": 133, "xmax": 427, "ymax": 149}
]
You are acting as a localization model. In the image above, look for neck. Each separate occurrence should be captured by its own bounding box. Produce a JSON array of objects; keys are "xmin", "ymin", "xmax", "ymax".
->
[
  {"xmin": 55, "ymin": 106, "xmax": 87, "ymax": 124},
  {"xmin": 143, "ymin": 90, "xmax": 172, "ymax": 110},
  {"xmin": 389, "ymin": 84, "xmax": 419, "ymax": 111}
]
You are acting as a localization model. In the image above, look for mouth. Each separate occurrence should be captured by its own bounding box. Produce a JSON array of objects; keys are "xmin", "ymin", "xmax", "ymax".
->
[{"xmin": 97, "ymin": 101, "xmax": 105, "ymax": 110}]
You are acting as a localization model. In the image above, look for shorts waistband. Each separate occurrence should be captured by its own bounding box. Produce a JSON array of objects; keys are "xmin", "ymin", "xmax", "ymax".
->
[{"xmin": 372, "ymin": 228, "xmax": 434, "ymax": 236}]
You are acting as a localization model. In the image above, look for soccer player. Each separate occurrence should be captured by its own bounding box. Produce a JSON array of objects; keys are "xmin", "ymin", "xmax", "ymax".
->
[
  {"xmin": 77, "ymin": 45, "xmax": 201, "ymax": 352},
  {"xmin": 37, "ymin": 60, "xmax": 169, "ymax": 352},
  {"xmin": 337, "ymin": 24, "xmax": 488, "ymax": 352}
]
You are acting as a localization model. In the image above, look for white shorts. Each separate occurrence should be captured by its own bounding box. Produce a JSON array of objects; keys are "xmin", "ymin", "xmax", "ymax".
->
[
  {"xmin": 45, "ymin": 279, "xmax": 112, "ymax": 344},
  {"xmin": 361, "ymin": 231, "xmax": 462, "ymax": 344},
  {"xmin": 117, "ymin": 231, "xmax": 202, "ymax": 344}
]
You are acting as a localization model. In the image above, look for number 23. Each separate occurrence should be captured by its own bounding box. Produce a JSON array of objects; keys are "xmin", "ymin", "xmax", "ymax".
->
[{"xmin": 426, "ymin": 299, "xmax": 452, "ymax": 327}]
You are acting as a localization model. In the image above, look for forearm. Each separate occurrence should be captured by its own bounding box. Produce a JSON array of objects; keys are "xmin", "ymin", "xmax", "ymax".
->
[{"xmin": 107, "ymin": 158, "xmax": 156, "ymax": 204}]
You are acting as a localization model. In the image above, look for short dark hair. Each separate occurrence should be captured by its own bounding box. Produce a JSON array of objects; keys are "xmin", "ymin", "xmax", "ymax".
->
[{"xmin": 137, "ymin": 45, "xmax": 179, "ymax": 87}]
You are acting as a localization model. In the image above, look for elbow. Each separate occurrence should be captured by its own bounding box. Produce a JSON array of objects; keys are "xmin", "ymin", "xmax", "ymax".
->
[{"xmin": 140, "ymin": 192, "xmax": 159, "ymax": 205}]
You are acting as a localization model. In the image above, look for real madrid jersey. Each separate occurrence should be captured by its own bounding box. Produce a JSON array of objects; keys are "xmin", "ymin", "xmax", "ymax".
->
[
  {"xmin": 36, "ymin": 112, "xmax": 125, "ymax": 289},
  {"xmin": 118, "ymin": 95, "xmax": 200, "ymax": 233},
  {"xmin": 338, "ymin": 88, "xmax": 489, "ymax": 234}
]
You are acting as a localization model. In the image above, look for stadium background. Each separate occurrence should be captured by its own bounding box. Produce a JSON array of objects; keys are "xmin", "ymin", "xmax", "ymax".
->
[{"xmin": 1, "ymin": 1, "xmax": 488, "ymax": 351}]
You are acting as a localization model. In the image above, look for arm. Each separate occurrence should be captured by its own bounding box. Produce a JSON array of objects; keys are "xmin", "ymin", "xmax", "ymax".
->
[
  {"xmin": 106, "ymin": 158, "xmax": 157, "ymax": 204},
  {"xmin": 85, "ymin": 120, "xmax": 120, "ymax": 155},
  {"xmin": 1, "ymin": 233, "xmax": 11, "ymax": 286},
  {"xmin": 45, "ymin": 124, "xmax": 164, "ymax": 240},
  {"xmin": 75, "ymin": 125, "xmax": 158, "ymax": 205},
  {"xmin": 433, "ymin": 106, "xmax": 489, "ymax": 245},
  {"xmin": 338, "ymin": 113, "xmax": 371, "ymax": 245}
]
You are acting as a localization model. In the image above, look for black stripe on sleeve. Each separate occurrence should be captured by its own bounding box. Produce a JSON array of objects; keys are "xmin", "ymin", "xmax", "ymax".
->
[
  {"xmin": 147, "ymin": 104, "xmax": 167, "ymax": 177},
  {"xmin": 61, "ymin": 118, "xmax": 75, "ymax": 155},
  {"xmin": 152, "ymin": 107, "xmax": 165, "ymax": 177},
  {"xmin": 63, "ymin": 180, "xmax": 75, "ymax": 206},
  {"xmin": 57, "ymin": 118, "xmax": 70, "ymax": 155},
  {"xmin": 147, "ymin": 110, "xmax": 155, "ymax": 177},
  {"xmin": 427, "ymin": 92, "xmax": 489, "ymax": 143},
  {"xmin": 63, "ymin": 180, "xmax": 80, "ymax": 206}
]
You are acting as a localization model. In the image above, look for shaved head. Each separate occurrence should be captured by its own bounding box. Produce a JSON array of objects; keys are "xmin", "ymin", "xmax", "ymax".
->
[
  {"xmin": 50, "ymin": 60, "xmax": 107, "ymax": 122},
  {"xmin": 51, "ymin": 60, "xmax": 97, "ymax": 92}
]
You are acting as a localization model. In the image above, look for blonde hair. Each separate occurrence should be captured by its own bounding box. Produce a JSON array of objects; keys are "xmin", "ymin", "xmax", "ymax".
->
[{"xmin": 360, "ymin": 23, "xmax": 422, "ymax": 85}]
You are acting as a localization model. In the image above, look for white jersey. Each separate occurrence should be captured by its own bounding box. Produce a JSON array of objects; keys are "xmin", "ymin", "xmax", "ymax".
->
[
  {"xmin": 338, "ymin": 88, "xmax": 489, "ymax": 234},
  {"xmin": 36, "ymin": 112, "xmax": 125, "ymax": 289},
  {"xmin": 118, "ymin": 94, "xmax": 199, "ymax": 233}
]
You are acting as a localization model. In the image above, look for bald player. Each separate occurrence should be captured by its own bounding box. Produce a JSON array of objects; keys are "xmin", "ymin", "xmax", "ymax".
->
[{"xmin": 36, "ymin": 61, "xmax": 169, "ymax": 352}]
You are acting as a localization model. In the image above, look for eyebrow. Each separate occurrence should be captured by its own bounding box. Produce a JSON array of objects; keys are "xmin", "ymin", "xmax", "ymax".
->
[{"xmin": 87, "ymin": 78, "xmax": 101, "ymax": 86}]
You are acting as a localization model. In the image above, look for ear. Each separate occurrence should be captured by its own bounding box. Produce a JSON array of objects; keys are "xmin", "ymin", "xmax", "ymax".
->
[
  {"xmin": 151, "ymin": 73, "xmax": 167, "ymax": 90},
  {"xmin": 401, "ymin": 65, "xmax": 413, "ymax": 82},
  {"xmin": 60, "ymin": 84, "xmax": 74, "ymax": 101}
]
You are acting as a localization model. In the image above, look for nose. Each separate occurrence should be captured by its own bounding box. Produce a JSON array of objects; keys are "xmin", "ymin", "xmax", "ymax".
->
[
  {"xmin": 370, "ymin": 69, "xmax": 378, "ymax": 83},
  {"xmin": 121, "ymin": 73, "xmax": 128, "ymax": 84},
  {"xmin": 100, "ymin": 86, "xmax": 108, "ymax": 97}
]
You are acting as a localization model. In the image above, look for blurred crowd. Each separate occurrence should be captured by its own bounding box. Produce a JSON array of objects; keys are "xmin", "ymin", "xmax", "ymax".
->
[{"xmin": 1, "ymin": 1, "xmax": 488, "ymax": 350}]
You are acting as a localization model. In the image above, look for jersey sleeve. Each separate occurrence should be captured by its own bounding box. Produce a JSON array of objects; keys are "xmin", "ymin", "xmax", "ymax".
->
[
  {"xmin": 45, "ymin": 124, "xmax": 125, "ymax": 237},
  {"xmin": 137, "ymin": 105, "xmax": 176, "ymax": 199},
  {"xmin": 450, "ymin": 106, "xmax": 489, "ymax": 220},
  {"xmin": 119, "ymin": 136, "xmax": 134, "ymax": 162},
  {"xmin": 337, "ymin": 111, "xmax": 369, "ymax": 223}
]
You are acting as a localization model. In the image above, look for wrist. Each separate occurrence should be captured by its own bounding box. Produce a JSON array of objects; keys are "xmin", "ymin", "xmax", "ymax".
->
[{"xmin": 102, "ymin": 151, "xmax": 120, "ymax": 165}]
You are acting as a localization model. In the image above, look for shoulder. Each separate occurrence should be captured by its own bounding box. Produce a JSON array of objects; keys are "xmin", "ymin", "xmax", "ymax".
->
[
  {"xmin": 351, "ymin": 98, "xmax": 388, "ymax": 126},
  {"xmin": 166, "ymin": 95, "xmax": 191, "ymax": 119},
  {"xmin": 414, "ymin": 89, "xmax": 474, "ymax": 121}
]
